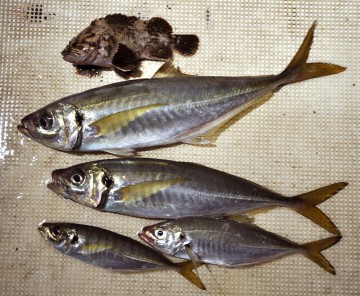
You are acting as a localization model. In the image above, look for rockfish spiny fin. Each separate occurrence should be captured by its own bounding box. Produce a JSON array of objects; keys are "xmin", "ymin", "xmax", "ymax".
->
[
  {"xmin": 279, "ymin": 21, "xmax": 346, "ymax": 86},
  {"xmin": 292, "ymin": 182, "xmax": 348, "ymax": 235},
  {"xmin": 119, "ymin": 178, "xmax": 190, "ymax": 203},
  {"xmin": 302, "ymin": 236, "xmax": 341, "ymax": 275},
  {"xmin": 89, "ymin": 103, "xmax": 167, "ymax": 136}
]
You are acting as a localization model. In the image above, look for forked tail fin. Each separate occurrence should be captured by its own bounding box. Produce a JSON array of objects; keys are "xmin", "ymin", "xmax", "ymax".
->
[
  {"xmin": 292, "ymin": 182, "xmax": 348, "ymax": 235},
  {"xmin": 175, "ymin": 261, "xmax": 206, "ymax": 290},
  {"xmin": 279, "ymin": 21, "xmax": 346, "ymax": 86},
  {"xmin": 302, "ymin": 236, "xmax": 341, "ymax": 275}
]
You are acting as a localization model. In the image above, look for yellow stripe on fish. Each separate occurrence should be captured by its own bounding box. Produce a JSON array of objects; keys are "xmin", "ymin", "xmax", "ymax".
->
[
  {"xmin": 119, "ymin": 178, "xmax": 190, "ymax": 203},
  {"xmin": 89, "ymin": 103, "xmax": 167, "ymax": 136}
]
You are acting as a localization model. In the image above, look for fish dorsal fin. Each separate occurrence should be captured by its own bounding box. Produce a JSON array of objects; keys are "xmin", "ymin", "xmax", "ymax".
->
[
  {"xmin": 147, "ymin": 17, "xmax": 173, "ymax": 34},
  {"xmin": 89, "ymin": 103, "xmax": 167, "ymax": 136},
  {"xmin": 153, "ymin": 62, "xmax": 192, "ymax": 78},
  {"xmin": 119, "ymin": 178, "xmax": 189, "ymax": 203},
  {"xmin": 104, "ymin": 14, "xmax": 138, "ymax": 26}
]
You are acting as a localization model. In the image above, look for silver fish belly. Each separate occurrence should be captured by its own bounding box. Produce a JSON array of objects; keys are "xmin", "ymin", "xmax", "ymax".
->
[
  {"xmin": 48, "ymin": 158, "xmax": 347, "ymax": 235},
  {"xmin": 139, "ymin": 217, "xmax": 341, "ymax": 274}
]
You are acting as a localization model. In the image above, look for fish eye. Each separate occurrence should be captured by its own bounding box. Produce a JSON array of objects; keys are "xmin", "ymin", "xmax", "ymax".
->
[
  {"xmin": 50, "ymin": 226, "xmax": 62, "ymax": 237},
  {"xmin": 155, "ymin": 229, "xmax": 164, "ymax": 238},
  {"xmin": 39, "ymin": 113, "xmax": 53, "ymax": 130},
  {"xmin": 88, "ymin": 42, "xmax": 96, "ymax": 47},
  {"xmin": 70, "ymin": 170, "xmax": 85, "ymax": 185}
]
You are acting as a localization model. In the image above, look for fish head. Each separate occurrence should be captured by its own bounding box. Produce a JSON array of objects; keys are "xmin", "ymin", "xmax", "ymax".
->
[
  {"xmin": 61, "ymin": 34, "xmax": 99, "ymax": 64},
  {"xmin": 139, "ymin": 221, "xmax": 186, "ymax": 256},
  {"xmin": 48, "ymin": 163, "xmax": 111, "ymax": 208},
  {"xmin": 38, "ymin": 222, "xmax": 82, "ymax": 253},
  {"xmin": 18, "ymin": 103, "xmax": 82, "ymax": 151},
  {"xmin": 61, "ymin": 26, "xmax": 116, "ymax": 66}
]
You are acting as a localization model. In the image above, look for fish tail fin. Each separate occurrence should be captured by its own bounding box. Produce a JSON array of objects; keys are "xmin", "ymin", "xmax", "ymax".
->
[
  {"xmin": 301, "ymin": 236, "xmax": 341, "ymax": 275},
  {"xmin": 279, "ymin": 21, "xmax": 346, "ymax": 86},
  {"xmin": 172, "ymin": 34, "xmax": 200, "ymax": 56},
  {"xmin": 292, "ymin": 182, "xmax": 348, "ymax": 235},
  {"xmin": 175, "ymin": 261, "xmax": 206, "ymax": 290}
]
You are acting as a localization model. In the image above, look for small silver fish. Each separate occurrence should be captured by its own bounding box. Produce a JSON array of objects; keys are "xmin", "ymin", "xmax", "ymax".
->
[
  {"xmin": 61, "ymin": 13, "xmax": 199, "ymax": 79},
  {"xmin": 47, "ymin": 158, "xmax": 347, "ymax": 235},
  {"xmin": 18, "ymin": 22, "xmax": 345, "ymax": 156},
  {"xmin": 38, "ymin": 222, "xmax": 205, "ymax": 290},
  {"xmin": 139, "ymin": 217, "xmax": 341, "ymax": 274}
]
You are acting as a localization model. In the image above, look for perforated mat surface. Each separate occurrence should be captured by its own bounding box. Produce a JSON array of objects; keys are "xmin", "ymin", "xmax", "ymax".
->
[{"xmin": 0, "ymin": 0, "xmax": 358, "ymax": 295}]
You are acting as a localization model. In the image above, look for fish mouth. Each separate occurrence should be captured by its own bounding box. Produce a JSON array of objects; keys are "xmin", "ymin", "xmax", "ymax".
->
[
  {"xmin": 37, "ymin": 221, "xmax": 48, "ymax": 237},
  {"xmin": 47, "ymin": 170, "xmax": 69, "ymax": 197},
  {"xmin": 138, "ymin": 230, "xmax": 155, "ymax": 245},
  {"xmin": 17, "ymin": 124, "xmax": 31, "ymax": 138}
]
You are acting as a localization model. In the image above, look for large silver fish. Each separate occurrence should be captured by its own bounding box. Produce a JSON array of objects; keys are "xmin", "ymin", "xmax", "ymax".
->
[
  {"xmin": 61, "ymin": 13, "xmax": 199, "ymax": 79},
  {"xmin": 47, "ymin": 158, "xmax": 347, "ymax": 235},
  {"xmin": 38, "ymin": 222, "xmax": 205, "ymax": 290},
  {"xmin": 139, "ymin": 217, "xmax": 341, "ymax": 274},
  {"xmin": 18, "ymin": 22, "xmax": 345, "ymax": 155}
]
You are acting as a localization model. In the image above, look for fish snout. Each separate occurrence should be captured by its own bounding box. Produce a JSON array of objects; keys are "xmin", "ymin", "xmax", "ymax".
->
[{"xmin": 138, "ymin": 227, "xmax": 155, "ymax": 245}]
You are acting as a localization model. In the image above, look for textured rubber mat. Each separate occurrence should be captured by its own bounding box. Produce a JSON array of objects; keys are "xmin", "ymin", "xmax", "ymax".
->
[{"xmin": 0, "ymin": 0, "xmax": 358, "ymax": 295}]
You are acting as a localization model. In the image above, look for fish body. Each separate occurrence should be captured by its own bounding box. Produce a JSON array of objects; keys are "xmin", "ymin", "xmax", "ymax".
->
[
  {"xmin": 61, "ymin": 13, "xmax": 199, "ymax": 78},
  {"xmin": 38, "ymin": 222, "xmax": 205, "ymax": 289},
  {"xmin": 139, "ymin": 217, "xmax": 341, "ymax": 274},
  {"xmin": 19, "ymin": 22, "xmax": 345, "ymax": 155},
  {"xmin": 48, "ymin": 158, "xmax": 347, "ymax": 235}
]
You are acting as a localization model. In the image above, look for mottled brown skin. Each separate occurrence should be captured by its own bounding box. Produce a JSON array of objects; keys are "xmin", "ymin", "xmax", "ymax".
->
[{"xmin": 61, "ymin": 13, "xmax": 199, "ymax": 79}]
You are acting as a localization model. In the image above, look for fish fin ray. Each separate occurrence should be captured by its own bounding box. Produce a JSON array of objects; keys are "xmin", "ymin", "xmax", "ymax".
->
[
  {"xmin": 293, "ymin": 182, "xmax": 348, "ymax": 235},
  {"xmin": 148, "ymin": 46, "xmax": 173, "ymax": 60},
  {"xmin": 104, "ymin": 14, "xmax": 138, "ymax": 26},
  {"xmin": 172, "ymin": 34, "xmax": 200, "ymax": 56},
  {"xmin": 147, "ymin": 17, "xmax": 173, "ymax": 34},
  {"xmin": 75, "ymin": 65, "xmax": 103, "ymax": 77},
  {"xmin": 89, "ymin": 103, "xmax": 167, "ymax": 136},
  {"xmin": 181, "ymin": 92, "xmax": 274, "ymax": 146},
  {"xmin": 153, "ymin": 61, "xmax": 193, "ymax": 78},
  {"xmin": 280, "ymin": 21, "xmax": 346, "ymax": 86},
  {"xmin": 111, "ymin": 43, "xmax": 139, "ymax": 70},
  {"xmin": 119, "ymin": 178, "xmax": 190, "ymax": 203},
  {"xmin": 175, "ymin": 261, "xmax": 206, "ymax": 290},
  {"xmin": 302, "ymin": 236, "xmax": 341, "ymax": 275}
]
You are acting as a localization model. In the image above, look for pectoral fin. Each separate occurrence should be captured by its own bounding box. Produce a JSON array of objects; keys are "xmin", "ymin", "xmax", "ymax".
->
[
  {"xmin": 89, "ymin": 104, "xmax": 167, "ymax": 136},
  {"xmin": 119, "ymin": 178, "xmax": 189, "ymax": 203}
]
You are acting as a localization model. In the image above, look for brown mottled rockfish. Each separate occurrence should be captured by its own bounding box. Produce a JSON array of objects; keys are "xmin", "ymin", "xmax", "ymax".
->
[{"xmin": 61, "ymin": 13, "xmax": 199, "ymax": 78}]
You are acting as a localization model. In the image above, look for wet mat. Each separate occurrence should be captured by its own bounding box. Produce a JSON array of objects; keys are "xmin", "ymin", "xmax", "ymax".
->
[{"xmin": 0, "ymin": 0, "xmax": 358, "ymax": 295}]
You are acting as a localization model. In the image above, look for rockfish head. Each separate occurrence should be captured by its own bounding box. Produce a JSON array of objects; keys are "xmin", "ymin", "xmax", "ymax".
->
[
  {"xmin": 17, "ymin": 103, "xmax": 82, "ymax": 151},
  {"xmin": 61, "ymin": 25, "xmax": 116, "ymax": 67},
  {"xmin": 38, "ymin": 222, "xmax": 82, "ymax": 253},
  {"xmin": 48, "ymin": 163, "xmax": 112, "ymax": 208},
  {"xmin": 139, "ymin": 221, "xmax": 186, "ymax": 256}
]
